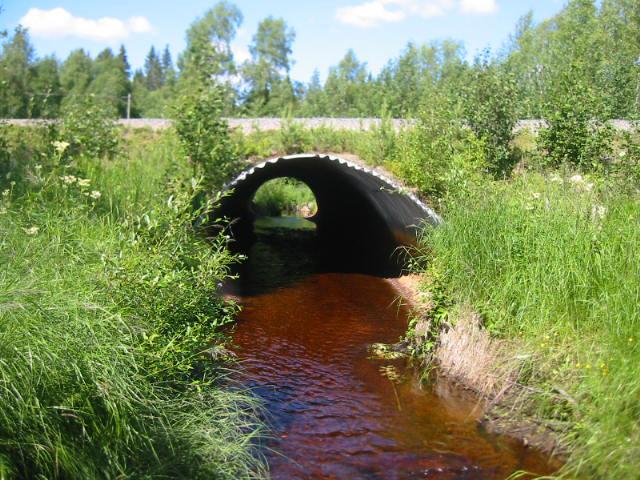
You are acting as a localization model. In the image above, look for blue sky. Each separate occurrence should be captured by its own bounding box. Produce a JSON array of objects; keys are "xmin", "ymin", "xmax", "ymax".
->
[{"xmin": 2, "ymin": 0, "xmax": 567, "ymax": 82}]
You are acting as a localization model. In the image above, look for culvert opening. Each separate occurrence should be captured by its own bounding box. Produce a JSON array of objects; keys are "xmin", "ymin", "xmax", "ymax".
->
[{"xmin": 216, "ymin": 154, "xmax": 440, "ymax": 279}]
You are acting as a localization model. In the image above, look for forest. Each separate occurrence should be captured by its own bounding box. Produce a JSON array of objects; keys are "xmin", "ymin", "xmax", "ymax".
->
[{"xmin": 1, "ymin": 0, "xmax": 639, "ymax": 119}]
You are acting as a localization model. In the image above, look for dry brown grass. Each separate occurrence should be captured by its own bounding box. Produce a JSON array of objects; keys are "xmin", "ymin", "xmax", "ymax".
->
[{"xmin": 437, "ymin": 306, "xmax": 518, "ymax": 399}]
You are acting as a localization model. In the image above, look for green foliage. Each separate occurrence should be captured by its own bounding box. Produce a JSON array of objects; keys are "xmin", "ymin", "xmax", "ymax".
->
[
  {"xmin": 174, "ymin": 85, "xmax": 239, "ymax": 189},
  {"xmin": 322, "ymin": 49, "xmax": 372, "ymax": 117},
  {"xmin": 59, "ymin": 94, "xmax": 119, "ymax": 160},
  {"xmin": 376, "ymin": 40, "xmax": 467, "ymax": 118},
  {"xmin": 390, "ymin": 99, "xmax": 488, "ymax": 197},
  {"xmin": 3, "ymin": 0, "xmax": 640, "ymax": 120},
  {"xmin": 0, "ymin": 26, "xmax": 34, "ymax": 118},
  {"xmin": 421, "ymin": 173, "xmax": 640, "ymax": 478},
  {"xmin": 277, "ymin": 116, "xmax": 311, "ymax": 154},
  {"xmin": 59, "ymin": 49, "xmax": 93, "ymax": 105},
  {"xmin": 179, "ymin": 1, "xmax": 243, "ymax": 84},
  {"xmin": 106, "ymin": 177, "xmax": 239, "ymax": 379},
  {"xmin": 89, "ymin": 48, "xmax": 131, "ymax": 116},
  {"xmin": 0, "ymin": 129, "xmax": 265, "ymax": 479},
  {"xmin": 355, "ymin": 108, "xmax": 397, "ymax": 166},
  {"xmin": 404, "ymin": 259, "xmax": 452, "ymax": 359},
  {"xmin": 241, "ymin": 16, "xmax": 296, "ymax": 115},
  {"xmin": 252, "ymin": 177, "xmax": 316, "ymax": 216},
  {"xmin": 463, "ymin": 57, "xmax": 518, "ymax": 175},
  {"xmin": 539, "ymin": 71, "xmax": 614, "ymax": 170}
]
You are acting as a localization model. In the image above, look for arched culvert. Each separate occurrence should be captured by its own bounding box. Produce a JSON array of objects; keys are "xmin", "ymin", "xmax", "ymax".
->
[{"xmin": 215, "ymin": 154, "xmax": 441, "ymax": 276}]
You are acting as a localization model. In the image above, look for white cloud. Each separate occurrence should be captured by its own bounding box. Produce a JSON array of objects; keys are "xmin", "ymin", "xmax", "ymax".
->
[
  {"xmin": 459, "ymin": 0, "xmax": 497, "ymax": 14},
  {"xmin": 19, "ymin": 7, "xmax": 152, "ymax": 42},
  {"xmin": 336, "ymin": 1, "xmax": 406, "ymax": 28},
  {"xmin": 127, "ymin": 16, "xmax": 153, "ymax": 34},
  {"xmin": 336, "ymin": 0, "xmax": 497, "ymax": 27}
]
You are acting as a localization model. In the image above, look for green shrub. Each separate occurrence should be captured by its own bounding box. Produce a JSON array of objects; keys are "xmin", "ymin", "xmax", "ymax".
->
[
  {"xmin": 390, "ymin": 99, "xmax": 487, "ymax": 197},
  {"xmin": 59, "ymin": 94, "xmax": 119, "ymax": 161},
  {"xmin": 463, "ymin": 59, "xmax": 518, "ymax": 176},
  {"xmin": 354, "ymin": 110, "xmax": 397, "ymax": 166},
  {"xmin": 278, "ymin": 116, "xmax": 312, "ymax": 154},
  {"xmin": 174, "ymin": 84, "xmax": 239, "ymax": 189},
  {"xmin": 607, "ymin": 131, "xmax": 640, "ymax": 192},
  {"xmin": 539, "ymin": 71, "xmax": 613, "ymax": 170}
]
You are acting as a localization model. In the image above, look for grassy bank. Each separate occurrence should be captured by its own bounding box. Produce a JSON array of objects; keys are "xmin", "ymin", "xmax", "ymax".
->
[
  {"xmin": 417, "ymin": 173, "xmax": 639, "ymax": 478},
  {"xmin": 0, "ymin": 126, "xmax": 266, "ymax": 478}
]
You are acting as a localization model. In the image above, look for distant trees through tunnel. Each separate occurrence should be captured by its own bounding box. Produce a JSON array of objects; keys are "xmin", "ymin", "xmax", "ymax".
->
[{"xmin": 252, "ymin": 178, "xmax": 317, "ymax": 218}]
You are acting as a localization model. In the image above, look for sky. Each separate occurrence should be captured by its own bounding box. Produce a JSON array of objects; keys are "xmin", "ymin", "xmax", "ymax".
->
[{"xmin": 2, "ymin": 0, "xmax": 567, "ymax": 82}]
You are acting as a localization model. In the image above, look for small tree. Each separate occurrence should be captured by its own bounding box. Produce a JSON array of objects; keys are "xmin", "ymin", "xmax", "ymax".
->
[
  {"xmin": 59, "ymin": 94, "xmax": 119, "ymax": 160},
  {"xmin": 462, "ymin": 56, "xmax": 518, "ymax": 176},
  {"xmin": 174, "ymin": 84, "xmax": 239, "ymax": 190},
  {"xmin": 539, "ymin": 68, "xmax": 613, "ymax": 170}
]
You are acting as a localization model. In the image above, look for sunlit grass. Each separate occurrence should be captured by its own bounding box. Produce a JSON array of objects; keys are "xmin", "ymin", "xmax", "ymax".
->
[
  {"xmin": 422, "ymin": 172, "xmax": 639, "ymax": 479},
  {"xmin": 0, "ymin": 130, "xmax": 267, "ymax": 479}
]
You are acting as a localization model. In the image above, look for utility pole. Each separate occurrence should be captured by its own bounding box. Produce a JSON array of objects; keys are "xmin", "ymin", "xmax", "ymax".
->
[{"xmin": 126, "ymin": 93, "xmax": 131, "ymax": 120}]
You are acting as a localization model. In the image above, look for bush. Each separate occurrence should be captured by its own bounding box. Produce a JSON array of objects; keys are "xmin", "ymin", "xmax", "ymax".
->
[
  {"xmin": 174, "ymin": 84, "xmax": 239, "ymax": 189},
  {"xmin": 278, "ymin": 116, "xmax": 312, "ymax": 154},
  {"xmin": 354, "ymin": 109, "xmax": 397, "ymax": 166},
  {"xmin": 462, "ymin": 58, "xmax": 518, "ymax": 176},
  {"xmin": 390, "ymin": 98, "xmax": 487, "ymax": 198},
  {"xmin": 539, "ymin": 71, "xmax": 613, "ymax": 170},
  {"xmin": 0, "ymin": 133, "xmax": 265, "ymax": 479},
  {"xmin": 59, "ymin": 94, "xmax": 119, "ymax": 161}
]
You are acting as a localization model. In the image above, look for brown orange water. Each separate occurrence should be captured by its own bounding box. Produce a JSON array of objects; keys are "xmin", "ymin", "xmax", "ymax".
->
[{"xmin": 227, "ymin": 218, "xmax": 559, "ymax": 479}]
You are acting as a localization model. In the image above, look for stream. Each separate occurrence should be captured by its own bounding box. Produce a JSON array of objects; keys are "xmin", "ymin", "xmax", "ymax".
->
[{"xmin": 225, "ymin": 217, "xmax": 559, "ymax": 479}]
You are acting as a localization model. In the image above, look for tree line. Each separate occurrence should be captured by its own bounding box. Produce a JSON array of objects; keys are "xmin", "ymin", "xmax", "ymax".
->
[{"xmin": 1, "ymin": 0, "xmax": 639, "ymax": 119}]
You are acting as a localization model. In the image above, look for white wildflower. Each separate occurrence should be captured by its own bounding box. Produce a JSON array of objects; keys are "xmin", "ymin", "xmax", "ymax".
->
[
  {"xmin": 2, "ymin": 189, "xmax": 9, "ymax": 197},
  {"xmin": 531, "ymin": 192, "xmax": 541, "ymax": 200},
  {"xmin": 52, "ymin": 140, "xmax": 70, "ymax": 154},
  {"xmin": 77, "ymin": 178, "xmax": 91, "ymax": 188},
  {"xmin": 23, "ymin": 226, "xmax": 39, "ymax": 236},
  {"xmin": 60, "ymin": 175, "xmax": 77, "ymax": 185},
  {"xmin": 619, "ymin": 150, "xmax": 626, "ymax": 158},
  {"xmin": 89, "ymin": 190, "xmax": 101, "ymax": 200}
]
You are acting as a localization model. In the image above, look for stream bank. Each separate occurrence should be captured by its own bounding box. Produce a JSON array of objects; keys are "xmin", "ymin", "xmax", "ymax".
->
[{"xmin": 390, "ymin": 274, "xmax": 569, "ymax": 460}]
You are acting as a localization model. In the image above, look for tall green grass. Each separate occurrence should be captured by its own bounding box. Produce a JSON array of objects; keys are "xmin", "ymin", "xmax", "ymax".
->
[
  {"xmin": 423, "ymin": 173, "xmax": 639, "ymax": 479},
  {"xmin": 0, "ymin": 129, "xmax": 266, "ymax": 479}
]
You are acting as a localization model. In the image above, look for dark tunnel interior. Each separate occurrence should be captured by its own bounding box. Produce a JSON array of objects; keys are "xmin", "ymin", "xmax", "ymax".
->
[{"xmin": 214, "ymin": 154, "xmax": 440, "ymax": 278}]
